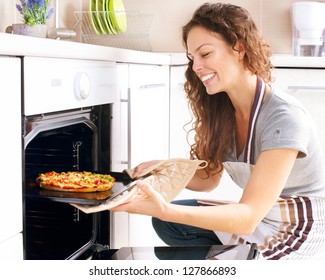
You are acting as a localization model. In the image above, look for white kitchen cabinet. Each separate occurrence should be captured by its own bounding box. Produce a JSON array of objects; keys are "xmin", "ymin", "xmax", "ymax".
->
[
  {"xmin": 0, "ymin": 56, "xmax": 23, "ymax": 259},
  {"xmin": 128, "ymin": 64, "xmax": 170, "ymax": 167},
  {"xmin": 110, "ymin": 63, "xmax": 129, "ymax": 173},
  {"xmin": 111, "ymin": 63, "xmax": 170, "ymax": 170},
  {"xmin": 273, "ymin": 68, "xmax": 325, "ymax": 155},
  {"xmin": 128, "ymin": 63, "xmax": 169, "ymax": 247},
  {"xmin": 110, "ymin": 63, "xmax": 169, "ymax": 248}
]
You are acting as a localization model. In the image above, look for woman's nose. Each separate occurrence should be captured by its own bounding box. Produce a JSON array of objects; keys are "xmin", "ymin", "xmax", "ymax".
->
[{"xmin": 192, "ymin": 58, "xmax": 203, "ymax": 73}]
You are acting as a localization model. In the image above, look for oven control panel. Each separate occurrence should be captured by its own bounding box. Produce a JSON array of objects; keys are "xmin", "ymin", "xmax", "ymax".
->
[{"xmin": 23, "ymin": 57, "xmax": 118, "ymax": 116}]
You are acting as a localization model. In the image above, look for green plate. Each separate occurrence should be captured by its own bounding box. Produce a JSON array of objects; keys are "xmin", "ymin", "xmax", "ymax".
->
[
  {"xmin": 108, "ymin": 0, "xmax": 127, "ymax": 33},
  {"xmin": 104, "ymin": 0, "xmax": 118, "ymax": 35},
  {"xmin": 89, "ymin": 0, "xmax": 102, "ymax": 35},
  {"xmin": 100, "ymin": 0, "xmax": 115, "ymax": 35},
  {"xmin": 96, "ymin": 0, "xmax": 110, "ymax": 35}
]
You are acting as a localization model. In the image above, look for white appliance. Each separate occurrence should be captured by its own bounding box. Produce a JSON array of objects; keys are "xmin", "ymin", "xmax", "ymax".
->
[
  {"xmin": 291, "ymin": 1, "xmax": 325, "ymax": 56},
  {"xmin": 22, "ymin": 57, "xmax": 118, "ymax": 260}
]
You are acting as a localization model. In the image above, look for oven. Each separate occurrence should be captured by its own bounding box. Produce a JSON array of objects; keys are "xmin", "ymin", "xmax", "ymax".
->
[{"xmin": 22, "ymin": 56, "xmax": 120, "ymax": 260}]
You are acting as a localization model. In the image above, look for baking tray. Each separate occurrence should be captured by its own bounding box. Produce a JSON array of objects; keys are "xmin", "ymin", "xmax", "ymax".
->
[{"xmin": 25, "ymin": 171, "xmax": 134, "ymax": 205}]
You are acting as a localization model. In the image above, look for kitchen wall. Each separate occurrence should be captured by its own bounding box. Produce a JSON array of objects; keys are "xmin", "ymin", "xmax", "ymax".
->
[
  {"xmin": 121, "ymin": 0, "xmax": 325, "ymax": 54},
  {"xmin": 0, "ymin": 0, "xmax": 82, "ymax": 34},
  {"xmin": 0, "ymin": 0, "xmax": 323, "ymax": 54},
  {"xmin": 121, "ymin": 0, "xmax": 293, "ymax": 54}
]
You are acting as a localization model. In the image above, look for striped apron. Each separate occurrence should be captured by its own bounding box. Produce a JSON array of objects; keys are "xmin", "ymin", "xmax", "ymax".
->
[{"xmin": 213, "ymin": 77, "xmax": 325, "ymax": 259}]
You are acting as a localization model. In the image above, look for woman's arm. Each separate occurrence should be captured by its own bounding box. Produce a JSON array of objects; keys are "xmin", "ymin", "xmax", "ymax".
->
[
  {"xmin": 163, "ymin": 148, "xmax": 299, "ymax": 234},
  {"xmin": 112, "ymin": 148, "xmax": 298, "ymax": 235},
  {"xmin": 186, "ymin": 168, "xmax": 223, "ymax": 192}
]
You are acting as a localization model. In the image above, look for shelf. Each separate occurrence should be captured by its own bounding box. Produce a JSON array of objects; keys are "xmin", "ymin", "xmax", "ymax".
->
[{"xmin": 74, "ymin": 11, "xmax": 153, "ymax": 52}]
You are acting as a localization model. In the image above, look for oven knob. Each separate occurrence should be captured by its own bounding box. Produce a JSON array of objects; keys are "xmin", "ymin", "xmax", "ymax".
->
[{"xmin": 74, "ymin": 72, "xmax": 90, "ymax": 100}]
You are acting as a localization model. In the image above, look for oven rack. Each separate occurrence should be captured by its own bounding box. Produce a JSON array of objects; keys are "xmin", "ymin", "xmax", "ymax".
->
[{"xmin": 74, "ymin": 11, "xmax": 153, "ymax": 51}]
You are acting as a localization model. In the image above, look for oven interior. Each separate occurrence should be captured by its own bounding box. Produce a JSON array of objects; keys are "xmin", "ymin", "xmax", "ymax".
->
[{"xmin": 23, "ymin": 105, "xmax": 113, "ymax": 260}]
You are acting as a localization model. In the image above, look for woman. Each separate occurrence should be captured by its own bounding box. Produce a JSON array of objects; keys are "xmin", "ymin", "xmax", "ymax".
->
[{"xmin": 112, "ymin": 3, "xmax": 325, "ymax": 260}]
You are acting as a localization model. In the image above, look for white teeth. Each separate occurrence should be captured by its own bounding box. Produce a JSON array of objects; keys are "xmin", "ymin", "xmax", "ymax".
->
[{"xmin": 201, "ymin": 73, "xmax": 215, "ymax": 82}]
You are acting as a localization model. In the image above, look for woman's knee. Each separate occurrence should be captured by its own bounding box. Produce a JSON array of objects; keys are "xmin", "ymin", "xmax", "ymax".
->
[{"xmin": 152, "ymin": 216, "xmax": 164, "ymax": 233}]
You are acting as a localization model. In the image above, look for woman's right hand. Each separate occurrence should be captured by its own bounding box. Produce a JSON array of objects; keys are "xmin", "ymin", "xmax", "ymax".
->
[
  {"xmin": 110, "ymin": 180, "xmax": 169, "ymax": 218},
  {"xmin": 132, "ymin": 160, "xmax": 161, "ymax": 178}
]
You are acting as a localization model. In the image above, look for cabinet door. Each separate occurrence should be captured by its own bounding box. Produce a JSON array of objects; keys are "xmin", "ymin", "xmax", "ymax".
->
[
  {"xmin": 128, "ymin": 64, "xmax": 170, "ymax": 247},
  {"xmin": 0, "ymin": 57, "xmax": 22, "ymax": 258},
  {"xmin": 111, "ymin": 63, "xmax": 129, "ymax": 172},
  {"xmin": 273, "ymin": 68, "xmax": 325, "ymax": 155},
  {"xmin": 110, "ymin": 63, "xmax": 129, "ymax": 249},
  {"xmin": 111, "ymin": 63, "xmax": 169, "ymax": 248},
  {"xmin": 129, "ymin": 64, "xmax": 170, "ymax": 166}
]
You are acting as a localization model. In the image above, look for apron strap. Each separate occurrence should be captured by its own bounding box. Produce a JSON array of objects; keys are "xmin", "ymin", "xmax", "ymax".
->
[{"xmin": 244, "ymin": 76, "xmax": 266, "ymax": 164}]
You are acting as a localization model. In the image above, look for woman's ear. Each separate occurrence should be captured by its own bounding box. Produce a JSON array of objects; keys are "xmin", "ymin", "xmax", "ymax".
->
[{"xmin": 235, "ymin": 40, "xmax": 246, "ymax": 61}]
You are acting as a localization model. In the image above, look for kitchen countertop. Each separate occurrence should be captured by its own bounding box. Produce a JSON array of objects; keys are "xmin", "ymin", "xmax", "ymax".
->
[
  {"xmin": 0, "ymin": 32, "xmax": 170, "ymax": 65},
  {"xmin": 1, "ymin": 32, "xmax": 325, "ymax": 68}
]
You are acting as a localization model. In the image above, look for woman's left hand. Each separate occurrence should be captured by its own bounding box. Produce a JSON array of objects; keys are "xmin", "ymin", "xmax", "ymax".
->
[{"xmin": 110, "ymin": 180, "xmax": 168, "ymax": 219}]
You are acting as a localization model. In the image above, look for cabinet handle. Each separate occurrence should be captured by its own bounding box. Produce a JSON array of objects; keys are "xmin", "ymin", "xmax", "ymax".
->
[
  {"xmin": 127, "ymin": 88, "xmax": 131, "ymax": 169},
  {"xmin": 139, "ymin": 83, "xmax": 166, "ymax": 89},
  {"xmin": 288, "ymin": 85, "xmax": 325, "ymax": 91}
]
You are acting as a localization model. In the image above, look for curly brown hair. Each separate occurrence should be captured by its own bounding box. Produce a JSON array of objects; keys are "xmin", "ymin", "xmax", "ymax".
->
[{"xmin": 182, "ymin": 3, "xmax": 273, "ymax": 174}]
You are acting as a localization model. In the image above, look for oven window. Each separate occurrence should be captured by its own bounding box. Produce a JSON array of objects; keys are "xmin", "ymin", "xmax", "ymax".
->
[{"xmin": 24, "ymin": 123, "xmax": 96, "ymax": 260}]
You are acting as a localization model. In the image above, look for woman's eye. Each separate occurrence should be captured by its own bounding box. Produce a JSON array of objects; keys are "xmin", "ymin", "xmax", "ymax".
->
[{"xmin": 202, "ymin": 52, "xmax": 210, "ymax": 58}]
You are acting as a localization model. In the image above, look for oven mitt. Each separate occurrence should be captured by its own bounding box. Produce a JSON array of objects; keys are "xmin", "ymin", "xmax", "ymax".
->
[
  {"xmin": 124, "ymin": 158, "xmax": 208, "ymax": 202},
  {"xmin": 71, "ymin": 158, "xmax": 207, "ymax": 213}
]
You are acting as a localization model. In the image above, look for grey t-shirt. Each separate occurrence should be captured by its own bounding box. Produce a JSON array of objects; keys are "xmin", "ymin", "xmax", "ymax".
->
[{"xmin": 229, "ymin": 87, "xmax": 325, "ymax": 197}]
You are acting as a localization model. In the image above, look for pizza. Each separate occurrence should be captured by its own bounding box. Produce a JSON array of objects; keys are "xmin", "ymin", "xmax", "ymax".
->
[{"xmin": 36, "ymin": 171, "xmax": 115, "ymax": 192}]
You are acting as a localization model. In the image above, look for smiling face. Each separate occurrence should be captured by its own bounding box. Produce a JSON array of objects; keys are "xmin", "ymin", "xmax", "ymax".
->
[{"xmin": 186, "ymin": 25, "xmax": 245, "ymax": 95}]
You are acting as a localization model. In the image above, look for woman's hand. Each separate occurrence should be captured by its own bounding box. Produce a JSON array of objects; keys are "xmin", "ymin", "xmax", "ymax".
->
[
  {"xmin": 131, "ymin": 160, "xmax": 161, "ymax": 177},
  {"xmin": 110, "ymin": 180, "xmax": 168, "ymax": 219}
]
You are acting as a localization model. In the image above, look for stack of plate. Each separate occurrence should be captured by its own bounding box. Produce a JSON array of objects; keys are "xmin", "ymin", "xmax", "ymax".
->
[{"xmin": 89, "ymin": 0, "xmax": 127, "ymax": 35}]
